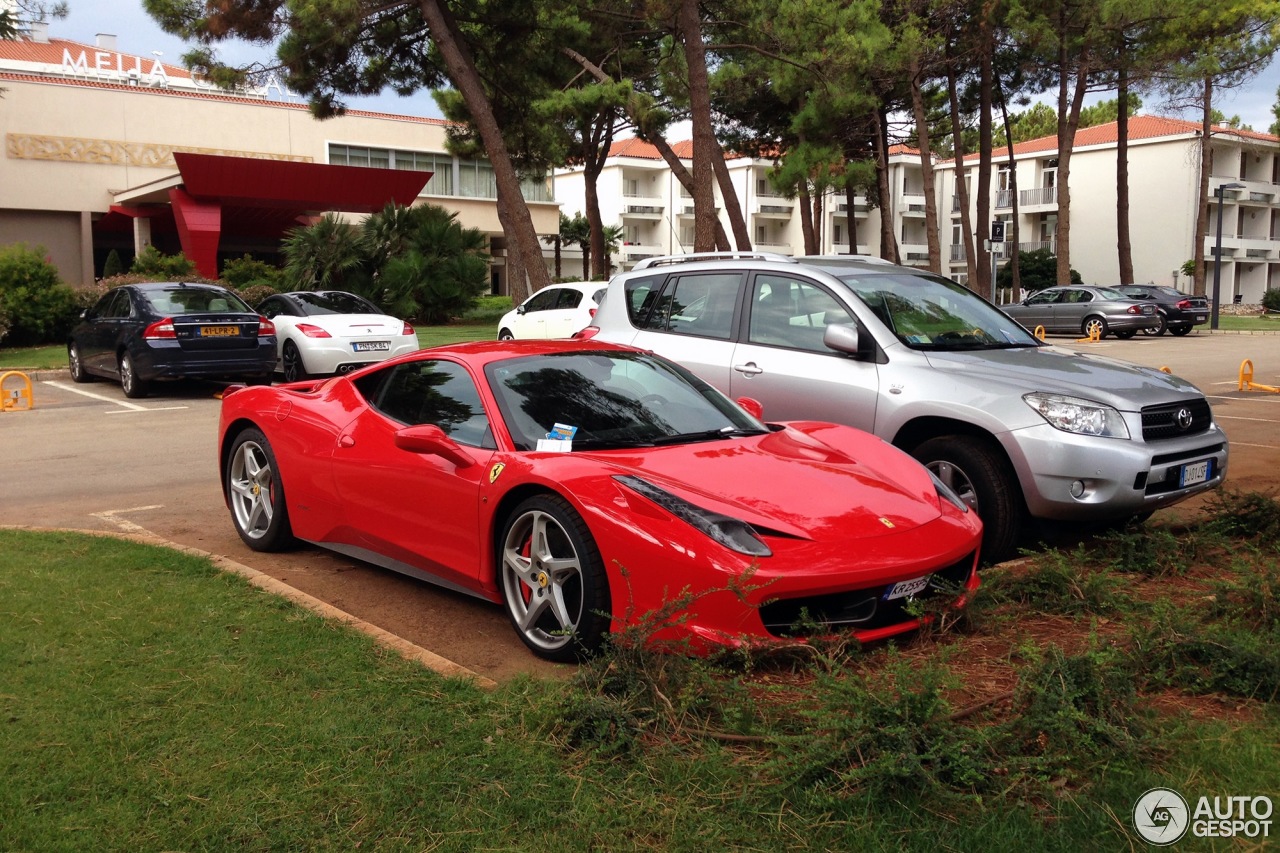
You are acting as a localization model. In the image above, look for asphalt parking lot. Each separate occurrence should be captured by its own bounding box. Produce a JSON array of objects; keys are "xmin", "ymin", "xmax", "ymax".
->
[{"xmin": 3, "ymin": 329, "xmax": 1279, "ymax": 681}]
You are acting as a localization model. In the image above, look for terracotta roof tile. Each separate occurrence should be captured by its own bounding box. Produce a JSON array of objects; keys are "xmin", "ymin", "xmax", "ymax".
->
[{"xmin": 972, "ymin": 114, "xmax": 1279, "ymax": 162}]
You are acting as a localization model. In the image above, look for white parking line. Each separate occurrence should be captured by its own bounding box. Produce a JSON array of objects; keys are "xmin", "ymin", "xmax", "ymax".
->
[
  {"xmin": 92, "ymin": 505, "xmax": 164, "ymax": 534},
  {"xmin": 43, "ymin": 380, "xmax": 188, "ymax": 412},
  {"xmin": 1217, "ymin": 415, "xmax": 1280, "ymax": 423}
]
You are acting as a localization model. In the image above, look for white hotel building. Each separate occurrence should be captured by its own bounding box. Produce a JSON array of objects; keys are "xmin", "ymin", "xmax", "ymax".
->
[{"xmin": 556, "ymin": 118, "xmax": 1280, "ymax": 304}]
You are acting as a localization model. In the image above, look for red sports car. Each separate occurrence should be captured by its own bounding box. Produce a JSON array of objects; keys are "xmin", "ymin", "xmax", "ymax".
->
[{"xmin": 218, "ymin": 341, "xmax": 981, "ymax": 662}]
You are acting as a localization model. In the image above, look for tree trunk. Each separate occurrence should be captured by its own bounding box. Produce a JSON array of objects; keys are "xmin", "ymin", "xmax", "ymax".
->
[
  {"xmin": 1193, "ymin": 77, "xmax": 1213, "ymax": 296},
  {"xmin": 553, "ymin": 234, "xmax": 562, "ymax": 279},
  {"xmin": 1053, "ymin": 34, "xmax": 1089, "ymax": 286},
  {"xmin": 872, "ymin": 106, "xmax": 899, "ymax": 263},
  {"xmin": 678, "ymin": 0, "xmax": 719, "ymax": 252},
  {"xmin": 712, "ymin": 148, "xmax": 752, "ymax": 250},
  {"xmin": 845, "ymin": 180, "xmax": 859, "ymax": 253},
  {"xmin": 909, "ymin": 58, "xmax": 942, "ymax": 273},
  {"xmin": 799, "ymin": 184, "xmax": 816, "ymax": 254},
  {"xmin": 947, "ymin": 64, "xmax": 977, "ymax": 286},
  {"xmin": 583, "ymin": 118, "xmax": 614, "ymax": 280},
  {"xmin": 1116, "ymin": 68, "xmax": 1133, "ymax": 285},
  {"xmin": 975, "ymin": 31, "xmax": 994, "ymax": 293},
  {"xmin": 418, "ymin": 0, "xmax": 548, "ymax": 301},
  {"xmin": 997, "ymin": 83, "xmax": 1021, "ymax": 301}
]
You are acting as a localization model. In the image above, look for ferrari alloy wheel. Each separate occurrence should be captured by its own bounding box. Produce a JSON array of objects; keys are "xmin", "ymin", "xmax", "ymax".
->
[
  {"xmin": 282, "ymin": 341, "xmax": 310, "ymax": 383},
  {"xmin": 500, "ymin": 494, "xmax": 610, "ymax": 662},
  {"xmin": 227, "ymin": 428, "xmax": 295, "ymax": 551},
  {"xmin": 68, "ymin": 342, "xmax": 91, "ymax": 383},
  {"xmin": 913, "ymin": 435, "xmax": 1022, "ymax": 565},
  {"xmin": 119, "ymin": 352, "xmax": 149, "ymax": 398}
]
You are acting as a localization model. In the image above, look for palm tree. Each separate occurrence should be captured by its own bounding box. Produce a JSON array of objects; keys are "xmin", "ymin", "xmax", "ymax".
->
[
  {"xmin": 281, "ymin": 213, "xmax": 366, "ymax": 292},
  {"xmin": 601, "ymin": 224, "xmax": 624, "ymax": 279}
]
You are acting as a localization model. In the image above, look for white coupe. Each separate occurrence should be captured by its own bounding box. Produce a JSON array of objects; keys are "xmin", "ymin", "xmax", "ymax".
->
[{"xmin": 256, "ymin": 291, "xmax": 419, "ymax": 382}]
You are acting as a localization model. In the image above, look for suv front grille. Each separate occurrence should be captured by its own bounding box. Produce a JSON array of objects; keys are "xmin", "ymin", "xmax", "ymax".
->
[{"xmin": 1141, "ymin": 399, "xmax": 1211, "ymax": 441}]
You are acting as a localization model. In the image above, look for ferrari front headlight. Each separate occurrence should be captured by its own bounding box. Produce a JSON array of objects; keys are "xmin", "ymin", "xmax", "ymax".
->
[{"xmin": 615, "ymin": 475, "xmax": 772, "ymax": 557}]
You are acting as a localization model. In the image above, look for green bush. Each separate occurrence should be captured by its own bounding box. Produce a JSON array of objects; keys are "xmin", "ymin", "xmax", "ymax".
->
[
  {"xmin": 0, "ymin": 243, "xmax": 79, "ymax": 346},
  {"xmin": 102, "ymin": 248, "xmax": 125, "ymax": 279},
  {"xmin": 1262, "ymin": 287, "xmax": 1280, "ymax": 312},
  {"xmin": 237, "ymin": 283, "xmax": 279, "ymax": 309},
  {"xmin": 130, "ymin": 246, "xmax": 197, "ymax": 279},
  {"xmin": 221, "ymin": 254, "xmax": 284, "ymax": 291},
  {"xmin": 998, "ymin": 247, "xmax": 1081, "ymax": 292}
]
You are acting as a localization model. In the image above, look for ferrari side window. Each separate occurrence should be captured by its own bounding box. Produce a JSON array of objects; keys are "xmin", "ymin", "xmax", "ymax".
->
[{"xmin": 367, "ymin": 360, "xmax": 495, "ymax": 448}]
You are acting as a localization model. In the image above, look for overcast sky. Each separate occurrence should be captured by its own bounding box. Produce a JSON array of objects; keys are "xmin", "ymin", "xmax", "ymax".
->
[{"xmin": 53, "ymin": 1, "xmax": 1280, "ymax": 134}]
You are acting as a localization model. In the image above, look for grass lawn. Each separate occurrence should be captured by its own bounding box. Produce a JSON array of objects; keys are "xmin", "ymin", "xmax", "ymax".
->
[{"xmin": 1, "ymin": 489, "xmax": 1277, "ymax": 849}]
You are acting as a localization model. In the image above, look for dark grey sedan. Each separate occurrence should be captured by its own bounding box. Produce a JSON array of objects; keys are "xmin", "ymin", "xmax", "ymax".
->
[
  {"xmin": 1115, "ymin": 285, "xmax": 1210, "ymax": 336},
  {"xmin": 68, "ymin": 282, "xmax": 277, "ymax": 398},
  {"xmin": 1002, "ymin": 285, "xmax": 1161, "ymax": 339}
]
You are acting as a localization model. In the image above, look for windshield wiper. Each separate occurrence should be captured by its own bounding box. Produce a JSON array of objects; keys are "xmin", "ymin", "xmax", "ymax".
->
[{"xmin": 647, "ymin": 426, "xmax": 770, "ymax": 446}]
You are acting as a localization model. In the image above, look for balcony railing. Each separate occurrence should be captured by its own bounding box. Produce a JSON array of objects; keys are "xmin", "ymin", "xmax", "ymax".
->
[
  {"xmin": 995, "ymin": 189, "xmax": 1013, "ymax": 209},
  {"xmin": 1020, "ymin": 186, "xmax": 1057, "ymax": 206}
]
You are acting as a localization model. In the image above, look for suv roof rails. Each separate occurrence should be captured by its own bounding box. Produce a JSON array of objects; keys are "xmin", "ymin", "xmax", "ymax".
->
[
  {"xmin": 632, "ymin": 252, "xmax": 799, "ymax": 270},
  {"xmin": 799, "ymin": 254, "xmax": 898, "ymax": 266}
]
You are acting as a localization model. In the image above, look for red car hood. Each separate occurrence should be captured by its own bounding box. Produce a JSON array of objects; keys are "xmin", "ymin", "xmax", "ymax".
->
[{"xmin": 578, "ymin": 426, "xmax": 942, "ymax": 541}]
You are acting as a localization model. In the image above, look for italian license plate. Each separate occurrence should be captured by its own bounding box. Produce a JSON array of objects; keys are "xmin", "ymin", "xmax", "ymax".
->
[
  {"xmin": 200, "ymin": 325, "xmax": 240, "ymax": 337},
  {"xmin": 1179, "ymin": 459, "xmax": 1211, "ymax": 487},
  {"xmin": 1194, "ymin": 314, "xmax": 1207, "ymax": 322},
  {"xmin": 352, "ymin": 341, "xmax": 390, "ymax": 352},
  {"xmin": 884, "ymin": 575, "xmax": 930, "ymax": 601}
]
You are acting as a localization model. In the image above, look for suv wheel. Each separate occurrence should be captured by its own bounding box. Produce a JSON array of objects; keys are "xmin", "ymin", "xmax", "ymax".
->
[{"xmin": 912, "ymin": 435, "xmax": 1022, "ymax": 564}]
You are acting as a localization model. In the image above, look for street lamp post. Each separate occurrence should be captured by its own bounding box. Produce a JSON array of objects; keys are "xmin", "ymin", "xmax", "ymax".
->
[{"xmin": 1211, "ymin": 182, "xmax": 1245, "ymax": 330}]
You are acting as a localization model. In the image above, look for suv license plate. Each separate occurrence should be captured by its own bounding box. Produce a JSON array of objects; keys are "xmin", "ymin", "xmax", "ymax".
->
[
  {"xmin": 200, "ymin": 325, "xmax": 240, "ymax": 337},
  {"xmin": 352, "ymin": 341, "xmax": 390, "ymax": 352},
  {"xmin": 884, "ymin": 575, "xmax": 930, "ymax": 601},
  {"xmin": 1179, "ymin": 459, "xmax": 1211, "ymax": 487}
]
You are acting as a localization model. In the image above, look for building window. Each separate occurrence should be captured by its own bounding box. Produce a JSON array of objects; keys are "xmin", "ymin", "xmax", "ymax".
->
[{"xmin": 330, "ymin": 144, "xmax": 451, "ymax": 194}]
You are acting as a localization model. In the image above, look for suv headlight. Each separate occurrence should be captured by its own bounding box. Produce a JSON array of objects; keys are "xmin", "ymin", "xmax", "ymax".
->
[{"xmin": 1023, "ymin": 392, "xmax": 1129, "ymax": 439}]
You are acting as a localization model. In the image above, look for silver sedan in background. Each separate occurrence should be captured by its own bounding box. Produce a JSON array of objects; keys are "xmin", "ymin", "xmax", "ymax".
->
[{"xmin": 1002, "ymin": 285, "xmax": 1160, "ymax": 339}]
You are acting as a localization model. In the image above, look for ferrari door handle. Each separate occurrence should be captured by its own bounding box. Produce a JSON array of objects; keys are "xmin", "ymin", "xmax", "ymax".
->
[
  {"xmin": 338, "ymin": 435, "xmax": 355, "ymax": 448},
  {"xmin": 733, "ymin": 362, "xmax": 763, "ymax": 376}
]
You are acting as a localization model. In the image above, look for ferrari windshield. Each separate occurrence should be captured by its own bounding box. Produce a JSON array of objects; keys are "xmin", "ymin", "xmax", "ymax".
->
[
  {"xmin": 486, "ymin": 351, "xmax": 767, "ymax": 451},
  {"xmin": 832, "ymin": 271, "xmax": 1040, "ymax": 350}
]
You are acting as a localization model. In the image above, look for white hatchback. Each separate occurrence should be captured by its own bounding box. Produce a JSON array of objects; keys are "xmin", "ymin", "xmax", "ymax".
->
[
  {"xmin": 256, "ymin": 290, "xmax": 419, "ymax": 382},
  {"xmin": 497, "ymin": 282, "xmax": 607, "ymax": 340}
]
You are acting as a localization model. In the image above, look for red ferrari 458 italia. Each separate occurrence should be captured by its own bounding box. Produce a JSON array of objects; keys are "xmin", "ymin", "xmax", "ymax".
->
[{"xmin": 218, "ymin": 340, "xmax": 982, "ymax": 662}]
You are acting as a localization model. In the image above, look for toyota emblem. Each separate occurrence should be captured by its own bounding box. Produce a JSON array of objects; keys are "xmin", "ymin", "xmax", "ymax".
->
[{"xmin": 1175, "ymin": 407, "xmax": 1193, "ymax": 430}]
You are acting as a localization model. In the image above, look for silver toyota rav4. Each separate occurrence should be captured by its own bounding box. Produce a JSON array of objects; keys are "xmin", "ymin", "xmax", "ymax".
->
[{"xmin": 580, "ymin": 253, "xmax": 1228, "ymax": 562}]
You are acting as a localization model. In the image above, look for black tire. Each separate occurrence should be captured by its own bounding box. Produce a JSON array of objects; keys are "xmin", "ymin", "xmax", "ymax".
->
[
  {"xmin": 282, "ymin": 341, "xmax": 310, "ymax": 383},
  {"xmin": 68, "ymin": 342, "xmax": 92, "ymax": 383},
  {"xmin": 1114, "ymin": 330, "xmax": 1137, "ymax": 340},
  {"xmin": 911, "ymin": 435, "xmax": 1023, "ymax": 564},
  {"xmin": 499, "ymin": 494, "xmax": 611, "ymax": 662},
  {"xmin": 1141, "ymin": 313, "xmax": 1168, "ymax": 336},
  {"xmin": 1169, "ymin": 324, "xmax": 1194, "ymax": 337},
  {"xmin": 226, "ymin": 427, "xmax": 296, "ymax": 552},
  {"xmin": 498, "ymin": 329, "xmax": 515, "ymax": 341},
  {"xmin": 1081, "ymin": 315, "xmax": 1108, "ymax": 339},
  {"xmin": 119, "ymin": 352, "xmax": 149, "ymax": 398}
]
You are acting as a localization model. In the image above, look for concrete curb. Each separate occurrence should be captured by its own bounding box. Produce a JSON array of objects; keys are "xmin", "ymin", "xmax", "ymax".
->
[{"xmin": 1, "ymin": 524, "xmax": 499, "ymax": 691}]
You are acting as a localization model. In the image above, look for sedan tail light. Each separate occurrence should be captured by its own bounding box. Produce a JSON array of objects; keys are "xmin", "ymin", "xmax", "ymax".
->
[
  {"xmin": 1126, "ymin": 305, "xmax": 1143, "ymax": 315},
  {"xmin": 402, "ymin": 321, "xmax": 415, "ymax": 336},
  {"xmin": 1176, "ymin": 299, "xmax": 1192, "ymax": 310},
  {"xmin": 258, "ymin": 317, "xmax": 277, "ymax": 336},
  {"xmin": 143, "ymin": 318, "xmax": 176, "ymax": 340},
  {"xmin": 573, "ymin": 326, "xmax": 601, "ymax": 340},
  {"xmin": 589, "ymin": 307, "xmax": 597, "ymax": 319}
]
